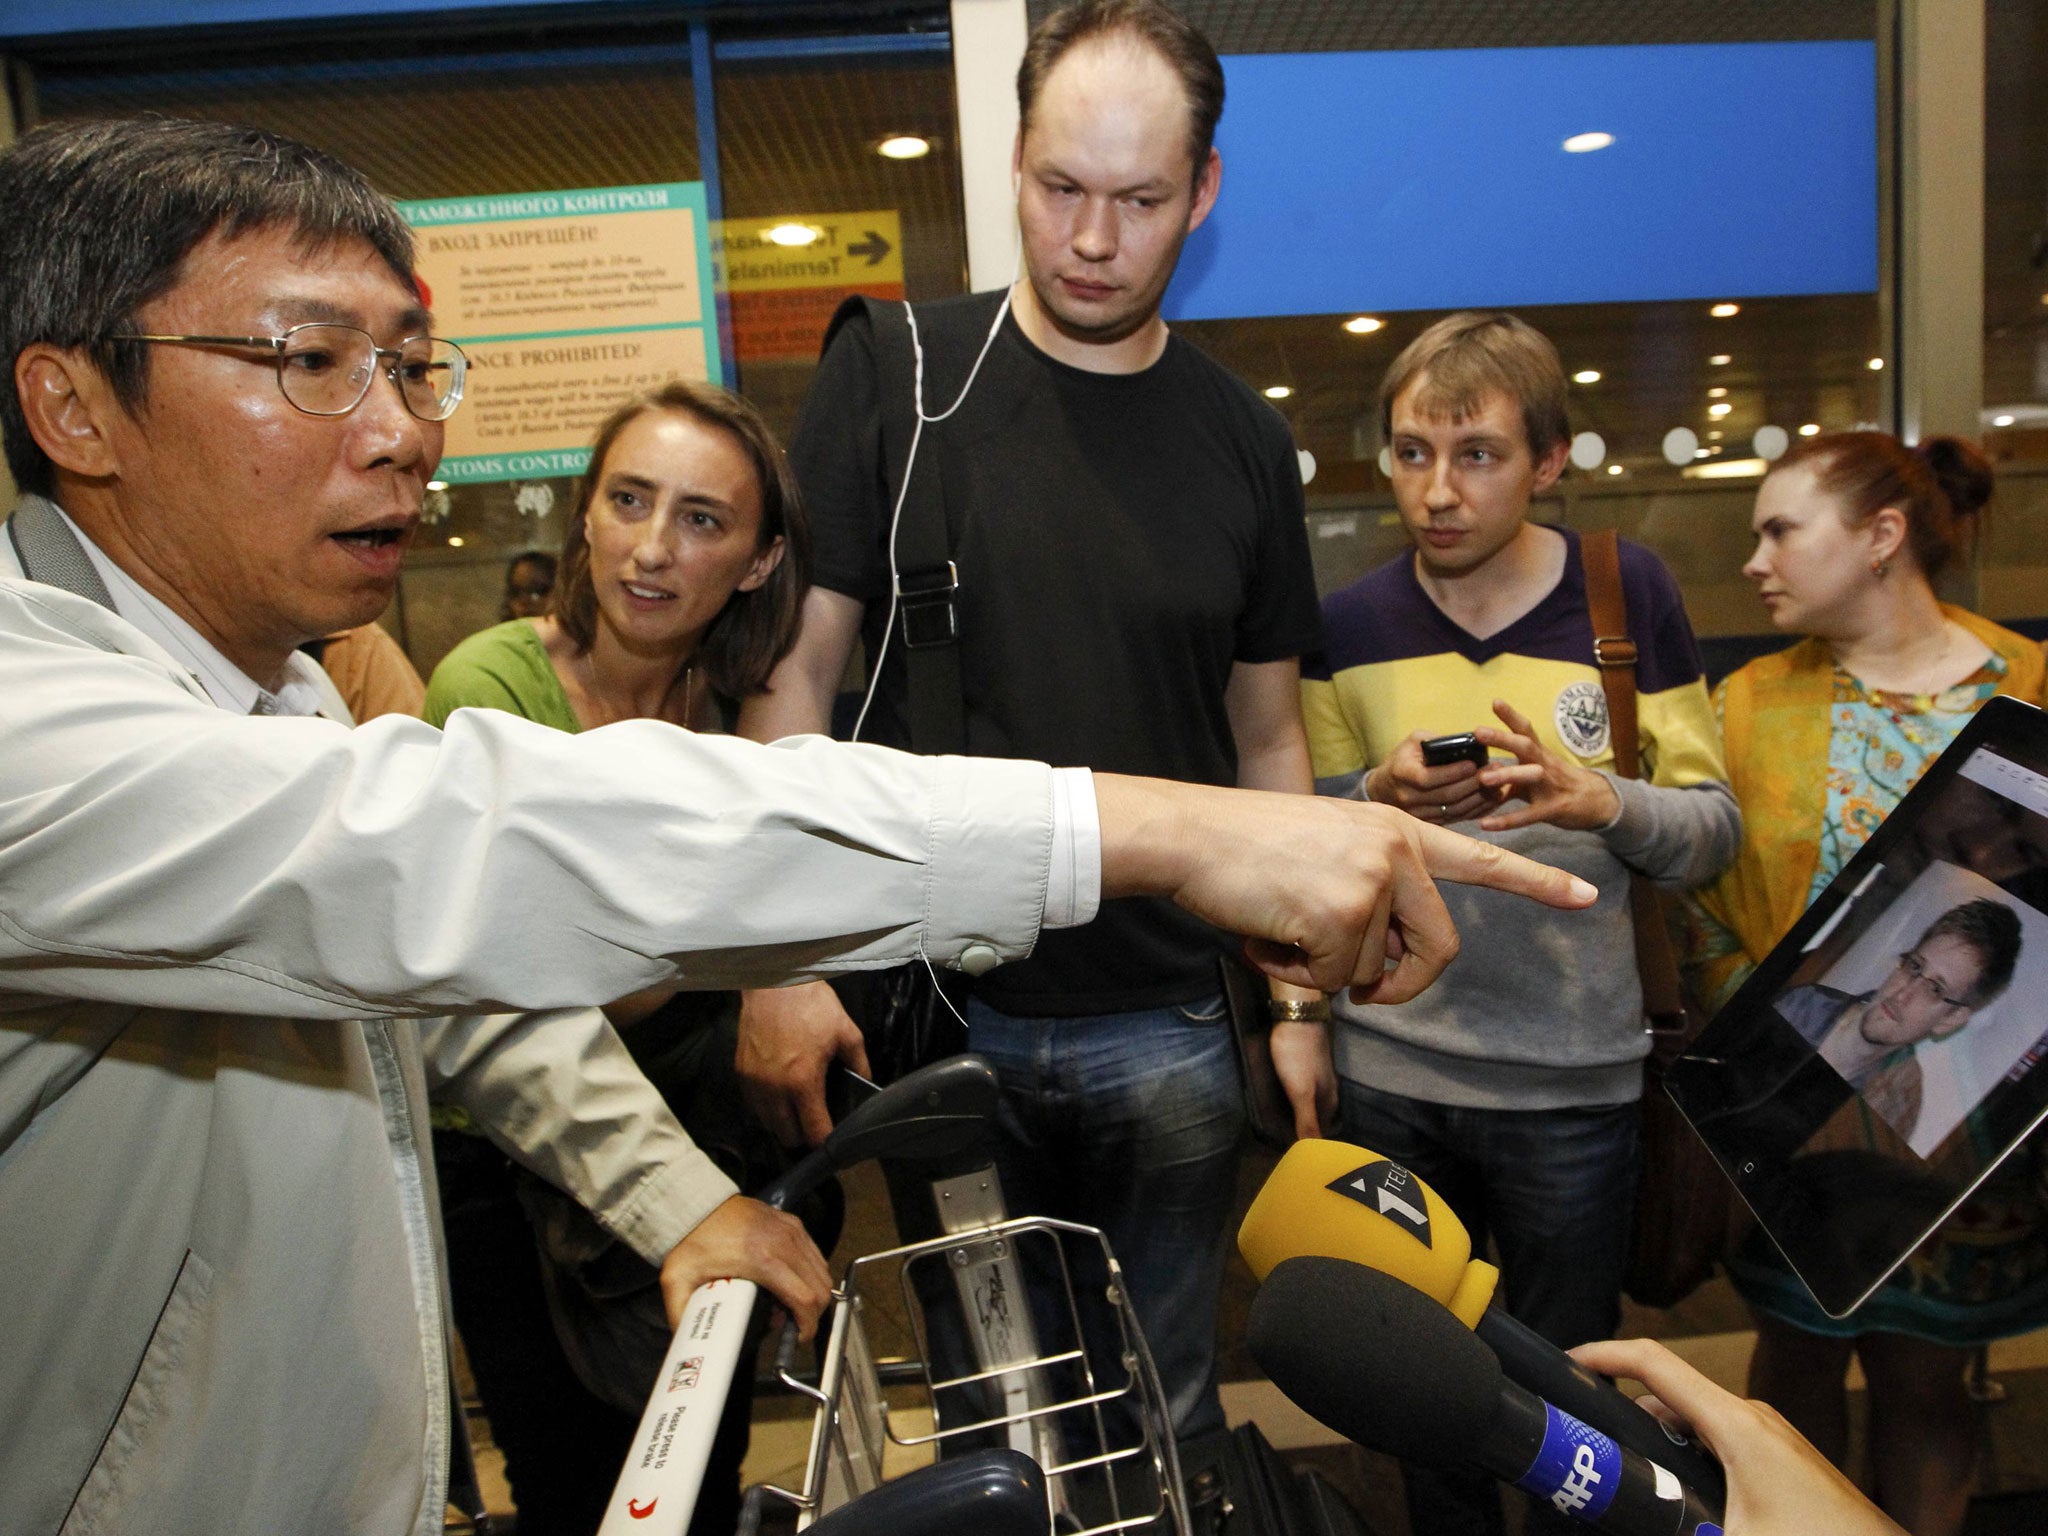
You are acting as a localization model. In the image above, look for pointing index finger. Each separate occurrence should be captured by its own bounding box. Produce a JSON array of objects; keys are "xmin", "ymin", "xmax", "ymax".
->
[{"xmin": 1411, "ymin": 819, "xmax": 1597, "ymax": 908}]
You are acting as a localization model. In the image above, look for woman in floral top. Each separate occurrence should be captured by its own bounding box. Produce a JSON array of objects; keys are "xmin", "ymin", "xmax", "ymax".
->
[{"xmin": 1687, "ymin": 431, "xmax": 2044, "ymax": 1536}]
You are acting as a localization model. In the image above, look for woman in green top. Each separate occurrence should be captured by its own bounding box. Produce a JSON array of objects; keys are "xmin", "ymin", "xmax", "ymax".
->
[
  {"xmin": 424, "ymin": 380, "xmax": 813, "ymax": 1536},
  {"xmin": 426, "ymin": 380, "xmax": 807, "ymax": 738}
]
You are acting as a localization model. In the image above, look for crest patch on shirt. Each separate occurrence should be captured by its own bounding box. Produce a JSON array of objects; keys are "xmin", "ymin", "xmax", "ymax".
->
[{"xmin": 1554, "ymin": 680, "xmax": 1611, "ymax": 760}]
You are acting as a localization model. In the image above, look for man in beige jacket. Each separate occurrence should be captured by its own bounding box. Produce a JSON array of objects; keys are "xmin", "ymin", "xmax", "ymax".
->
[{"xmin": 0, "ymin": 118, "xmax": 1589, "ymax": 1536}]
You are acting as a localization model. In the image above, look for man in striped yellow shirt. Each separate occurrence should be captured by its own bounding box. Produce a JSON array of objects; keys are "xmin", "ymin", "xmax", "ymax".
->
[{"xmin": 1301, "ymin": 312, "xmax": 1739, "ymax": 1535}]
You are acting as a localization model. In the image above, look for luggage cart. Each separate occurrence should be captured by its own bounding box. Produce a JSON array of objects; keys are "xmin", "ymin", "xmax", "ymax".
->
[{"xmin": 751, "ymin": 1162, "xmax": 1192, "ymax": 1536}]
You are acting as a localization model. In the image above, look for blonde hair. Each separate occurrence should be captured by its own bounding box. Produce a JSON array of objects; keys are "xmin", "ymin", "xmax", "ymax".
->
[{"xmin": 1378, "ymin": 311, "xmax": 1570, "ymax": 458}]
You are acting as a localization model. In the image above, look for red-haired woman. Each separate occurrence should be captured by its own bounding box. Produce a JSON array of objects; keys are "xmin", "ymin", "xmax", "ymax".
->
[{"xmin": 1689, "ymin": 432, "xmax": 2045, "ymax": 1536}]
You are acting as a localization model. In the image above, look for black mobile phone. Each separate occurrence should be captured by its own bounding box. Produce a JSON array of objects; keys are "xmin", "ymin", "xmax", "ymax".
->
[{"xmin": 1420, "ymin": 732, "xmax": 1489, "ymax": 770}]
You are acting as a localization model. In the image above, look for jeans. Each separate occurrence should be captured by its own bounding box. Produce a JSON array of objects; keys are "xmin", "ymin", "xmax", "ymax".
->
[
  {"xmin": 1336, "ymin": 1079, "xmax": 1642, "ymax": 1536},
  {"xmin": 964, "ymin": 992, "xmax": 1245, "ymax": 1443}
]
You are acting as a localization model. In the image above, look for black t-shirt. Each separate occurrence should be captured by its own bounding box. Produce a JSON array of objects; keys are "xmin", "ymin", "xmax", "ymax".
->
[{"xmin": 791, "ymin": 290, "xmax": 1322, "ymax": 1015}]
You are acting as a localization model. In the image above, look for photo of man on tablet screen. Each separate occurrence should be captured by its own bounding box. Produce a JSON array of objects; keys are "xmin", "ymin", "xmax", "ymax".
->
[{"xmin": 1785, "ymin": 894, "xmax": 2024, "ymax": 1145}]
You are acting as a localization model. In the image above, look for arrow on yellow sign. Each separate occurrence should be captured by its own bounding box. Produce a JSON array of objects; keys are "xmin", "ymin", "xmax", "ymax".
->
[{"xmin": 713, "ymin": 211, "xmax": 904, "ymax": 293}]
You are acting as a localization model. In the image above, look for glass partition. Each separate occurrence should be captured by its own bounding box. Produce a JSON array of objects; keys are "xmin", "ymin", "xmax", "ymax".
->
[{"xmin": 20, "ymin": 9, "xmax": 957, "ymax": 675}]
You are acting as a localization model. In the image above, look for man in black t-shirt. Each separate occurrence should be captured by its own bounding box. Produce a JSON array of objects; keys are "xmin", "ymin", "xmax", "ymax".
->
[{"xmin": 736, "ymin": 0, "xmax": 1326, "ymax": 1439}]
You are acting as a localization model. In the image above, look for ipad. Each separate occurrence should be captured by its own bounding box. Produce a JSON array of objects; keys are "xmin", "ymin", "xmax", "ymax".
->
[{"xmin": 1666, "ymin": 694, "xmax": 2048, "ymax": 1318}]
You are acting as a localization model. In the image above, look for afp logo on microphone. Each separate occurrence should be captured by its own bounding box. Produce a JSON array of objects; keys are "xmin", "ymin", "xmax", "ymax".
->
[{"xmin": 1518, "ymin": 1404, "xmax": 1623, "ymax": 1522}]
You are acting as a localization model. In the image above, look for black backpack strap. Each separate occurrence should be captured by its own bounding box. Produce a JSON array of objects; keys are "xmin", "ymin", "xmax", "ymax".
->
[
  {"xmin": 831, "ymin": 296, "xmax": 1024, "ymax": 757},
  {"xmin": 825, "ymin": 294, "xmax": 978, "ymax": 755},
  {"xmin": 7, "ymin": 494, "xmax": 117, "ymax": 611}
]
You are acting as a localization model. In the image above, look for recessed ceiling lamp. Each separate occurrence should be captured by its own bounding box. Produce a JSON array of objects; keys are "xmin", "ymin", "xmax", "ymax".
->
[
  {"xmin": 1709, "ymin": 354, "xmax": 1732, "ymax": 366},
  {"xmin": 1799, "ymin": 423, "xmax": 1821, "ymax": 436},
  {"xmin": 765, "ymin": 223, "xmax": 822, "ymax": 247},
  {"xmin": 1572, "ymin": 369, "xmax": 1602, "ymax": 384},
  {"xmin": 1994, "ymin": 414, "xmax": 2017, "ymax": 427},
  {"xmin": 1707, "ymin": 387, "xmax": 1728, "ymax": 399},
  {"xmin": 1710, "ymin": 303, "xmax": 1740, "ymax": 318},
  {"xmin": 447, "ymin": 535, "xmax": 466, "ymax": 547},
  {"xmin": 1708, "ymin": 402, "xmax": 1732, "ymax": 418},
  {"xmin": 1343, "ymin": 316, "xmax": 1384, "ymax": 335},
  {"xmin": 1264, "ymin": 385, "xmax": 1293, "ymax": 399},
  {"xmin": 1563, "ymin": 131, "xmax": 1615, "ymax": 153},
  {"xmin": 427, "ymin": 480, "xmax": 448, "ymax": 492},
  {"xmin": 876, "ymin": 135, "xmax": 932, "ymax": 160},
  {"xmin": 1867, "ymin": 357, "xmax": 1885, "ymax": 371},
  {"xmin": 1606, "ymin": 464, "xmax": 1624, "ymax": 475}
]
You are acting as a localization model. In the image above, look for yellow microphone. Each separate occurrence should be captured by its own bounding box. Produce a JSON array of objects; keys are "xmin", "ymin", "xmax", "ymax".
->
[
  {"xmin": 1237, "ymin": 1139, "xmax": 1727, "ymax": 1509},
  {"xmin": 1237, "ymin": 1138, "xmax": 1501, "ymax": 1328}
]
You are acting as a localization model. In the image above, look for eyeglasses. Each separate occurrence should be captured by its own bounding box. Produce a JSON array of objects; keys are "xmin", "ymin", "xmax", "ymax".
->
[
  {"xmin": 107, "ymin": 323, "xmax": 468, "ymax": 422},
  {"xmin": 1895, "ymin": 950, "xmax": 1971, "ymax": 1011}
]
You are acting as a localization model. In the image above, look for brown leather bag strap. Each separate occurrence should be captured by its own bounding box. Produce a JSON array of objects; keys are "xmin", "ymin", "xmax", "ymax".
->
[
  {"xmin": 1581, "ymin": 528, "xmax": 1689, "ymax": 1028},
  {"xmin": 1581, "ymin": 527, "xmax": 1641, "ymax": 779}
]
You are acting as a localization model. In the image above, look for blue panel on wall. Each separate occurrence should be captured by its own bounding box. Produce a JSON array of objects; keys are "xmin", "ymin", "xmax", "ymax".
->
[
  {"xmin": 0, "ymin": 0, "xmax": 798, "ymax": 39},
  {"xmin": 1162, "ymin": 42, "xmax": 1877, "ymax": 322}
]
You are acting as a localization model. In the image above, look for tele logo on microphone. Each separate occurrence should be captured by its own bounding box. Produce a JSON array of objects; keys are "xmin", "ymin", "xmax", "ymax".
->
[{"xmin": 1327, "ymin": 1159, "xmax": 1434, "ymax": 1248}]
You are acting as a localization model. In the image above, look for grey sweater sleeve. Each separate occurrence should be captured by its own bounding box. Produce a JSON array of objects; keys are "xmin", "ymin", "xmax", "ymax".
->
[{"xmin": 1597, "ymin": 771, "xmax": 1741, "ymax": 890}]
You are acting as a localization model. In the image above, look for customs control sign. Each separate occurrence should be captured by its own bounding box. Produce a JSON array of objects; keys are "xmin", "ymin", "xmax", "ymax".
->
[{"xmin": 400, "ymin": 183, "xmax": 720, "ymax": 485}]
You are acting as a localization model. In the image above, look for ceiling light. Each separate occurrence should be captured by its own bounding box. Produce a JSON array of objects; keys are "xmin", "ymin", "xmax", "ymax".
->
[
  {"xmin": 1343, "ymin": 316, "xmax": 1384, "ymax": 335},
  {"xmin": 1264, "ymin": 385, "xmax": 1293, "ymax": 400},
  {"xmin": 765, "ymin": 222, "xmax": 822, "ymax": 247},
  {"xmin": 1994, "ymin": 414, "xmax": 2017, "ymax": 427},
  {"xmin": 1708, "ymin": 430, "xmax": 1723, "ymax": 440},
  {"xmin": 1867, "ymin": 357, "xmax": 1884, "ymax": 371},
  {"xmin": 1799, "ymin": 423, "xmax": 1821, "ymax": 436},
  {"xmin": 1694, "ymin": 448, "xmax": 1711, "ymax": 459},
  {"xmin": 1606, "ymin": 464, "xmax": 1624, "ymax": 475},
  {"xmin": 1710, "ymin": 303, "xmax": 1740, "ymax": 318},
  {"xmin": 1707, "ymin": 387, "xmax": 1728, "ymax": 399},
  {"xmin": 1708, "ymin": 402, "xmax": 1732, "ymax": 418},
  {"xmin": 1683, "ymin": 457, "xmax": 1770, "ymax": 479},
  {"xmin": 876, "ymin": 135, "xmax": 931, "ymax": 160},
  {"xmin": 1572, "ymin": 369, "xmax": 1602, "ymax": 384},
  {"xmin": 1709, "ymin": 354, "xmax": 1732, "ymax": 366},
  {"xmin": 1563, "ymin": 131, "xmax": 1615, "ymax": 154},
  {"xmin": 447, "ymin": 536, "xmax": 465, "ymax": 547},
  {"xmin": 427, "ymin": 480, "xmax": 448, "ymax": 492}
]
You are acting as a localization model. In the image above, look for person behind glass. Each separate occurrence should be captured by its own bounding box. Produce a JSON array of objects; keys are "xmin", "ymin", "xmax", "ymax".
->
[
  {"xmin": 1784, "ymin": 898, "xmax": 2023, "ymax": 1142},
  {"xmin": 1687, "ymin": 431, "xmax": 2047, "ymax": 1536},
  {"xmin": 500, "ymin": 547, "xmax": 556, "ymax": 621},
  {"xmin": 422, "ymin": 380, "xmax": 811, "ymax": 1536}
]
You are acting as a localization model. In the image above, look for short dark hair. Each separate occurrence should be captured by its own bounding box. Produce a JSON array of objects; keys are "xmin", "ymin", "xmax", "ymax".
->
[
  {"xmin": 1379, "ymin": 312, "xmax": 1572, "ymax": 460},
  {"xmin": 1017, "ymin": 0, "xmax": 1225, "ymax": 177},
  {"xmin": 506, "ymin": 550, "xmax": 557, "ymax": 587},
  {"xmin": 1916, "ymin": 899, "xmax": 2024, "ymax": 1009},
  {"xmin": 0, "ymin": 117, "xmax": 417, "ymax": 498},
  {"xmin": 1771, "ymin": 431, "xmax": 1994, "ymax": 581},
  {"xmin": 554, "ymin": 381, "xmax": 811, "ymax": 700}
]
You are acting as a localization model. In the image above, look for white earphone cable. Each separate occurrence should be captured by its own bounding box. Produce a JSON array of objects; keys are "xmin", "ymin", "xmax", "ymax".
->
[{"xmin": 848, "ymin": 282, "xmax": 1014, "ymax": 743}]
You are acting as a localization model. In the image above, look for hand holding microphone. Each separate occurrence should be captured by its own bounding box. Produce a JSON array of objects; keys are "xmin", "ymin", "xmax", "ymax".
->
[
  {"xmin": 1237, "ymin": 1139, "xmax": 1728, "ymax": 1511},
  {"xmin": 1249, "ymin": 1257, "xmax": 1719, "ymax": 1535},
  {"xmin": 1571, "ymin": 1339, "xmax": 1905, "ymax": 1536}
]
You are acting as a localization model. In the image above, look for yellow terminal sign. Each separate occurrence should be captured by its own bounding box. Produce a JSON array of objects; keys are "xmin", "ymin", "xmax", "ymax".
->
[{"xmin": 716, "ymin": 212, "xmax": 903, "ymax": 292}]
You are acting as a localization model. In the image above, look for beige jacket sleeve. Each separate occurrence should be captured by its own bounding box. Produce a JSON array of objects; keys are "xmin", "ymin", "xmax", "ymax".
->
[
  {"xmin": 422, "ymin": 1009, "xmax": 737, "ymax": 1264},
  {"xmin": 0, "ymin": 580, "xmax": 1057, "ymax": 1017}
]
